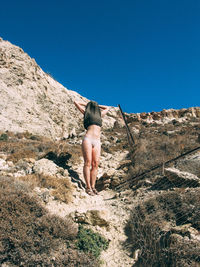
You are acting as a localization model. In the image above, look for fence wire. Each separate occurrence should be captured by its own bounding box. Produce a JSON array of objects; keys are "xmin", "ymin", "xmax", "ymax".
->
[{"xmin": 118, "ymin": 105, "xmax": 200, "ymax": 267}]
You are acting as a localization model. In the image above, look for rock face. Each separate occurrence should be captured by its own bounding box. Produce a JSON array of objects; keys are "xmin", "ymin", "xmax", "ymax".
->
[
  {"xmin": 0, "ymin": 158, "xmax": 9, "ymax": 170},
  {"xmin": 127, "ymin": 106, "xmax": 200, "ymax": 124},
  {"xmin": 0, "ymin": 38, "xmax": 118, "ymax": 138}
]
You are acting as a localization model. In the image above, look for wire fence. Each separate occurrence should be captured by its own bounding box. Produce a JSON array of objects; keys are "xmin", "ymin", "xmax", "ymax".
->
[
  {"xmin": 127, "ymin": 176, "xmax": 200, "ymax": 266},
  {"xmin": 118, "ymin": 105, "xmax": 200, "ymax": 267}
]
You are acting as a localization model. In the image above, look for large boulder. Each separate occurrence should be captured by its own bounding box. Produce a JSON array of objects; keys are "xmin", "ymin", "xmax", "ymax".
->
[
  {"xmin": 33, "ymin": 158, "xmax": 68, "ymax": 177},
  {"xmin": 73, "ymin": 209, "xmax": 110, "ymax": 229}
]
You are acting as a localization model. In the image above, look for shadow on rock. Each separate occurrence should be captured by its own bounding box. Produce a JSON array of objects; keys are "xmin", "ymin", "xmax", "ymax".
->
[{"xmin": 44, "ymin": 151, "xmax": 85, "ymax": 189}]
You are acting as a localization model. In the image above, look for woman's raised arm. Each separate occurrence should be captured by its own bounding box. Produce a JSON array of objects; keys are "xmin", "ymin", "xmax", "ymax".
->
[{"xmin": 74, "ymin": 101, "xmax": 87, "ymax": 114}]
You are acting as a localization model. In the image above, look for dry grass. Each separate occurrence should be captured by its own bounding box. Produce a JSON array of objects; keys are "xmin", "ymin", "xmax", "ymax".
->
[
  {"xmin": 18, "ymin": 173, "xmax": 75, "ymax": 204},
  {"xmin": 44, "ymin": 144, "xmax": 82, "ymax": 168},
  {"xmin": 0, "ymin": 133, "xmax": 53, "ymax": 163},
  {"xmin": 0, "ymin": 176, "xmax": 98, "ymax": 266},
  {"xmin": 128, "ymin": 121, "xmax": 200, "ymax": 177},
  {"xmin": 102, "ymin": 127, "xmax": 129, "ymax": 154},
  {"xmin": 0, "ymin": 131, "xmax": 80, "ymax": 204},
  {"xmin": 7, "ymin": 150, "xmax": 37, "ymax": 163},
  {"xmin": 0, "ymin": 131, "xmax": 82, "ymax": 166}
]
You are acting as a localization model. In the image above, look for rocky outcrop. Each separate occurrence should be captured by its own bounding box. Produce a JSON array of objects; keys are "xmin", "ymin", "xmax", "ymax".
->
[
  {"xmin": 127, "ymin": 106, "xmax": 200, "ymax": 124},
  {"xmin": 0, "ymin": 38, "xmax": 118, "ymax": 139},
  {"xmin": 0, "ymin": 158, "xmax": 9, "ymax": 170}
]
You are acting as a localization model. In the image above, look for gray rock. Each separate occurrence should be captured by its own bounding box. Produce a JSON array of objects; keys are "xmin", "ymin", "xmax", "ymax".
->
[
  {"xmin": 0, "ymin": 158, "xmax": 9, "ymax": 170},
  {"xmin": 72, "ymin": 209, "xmax": 110, "ymax": 229},
  {"xmin": 33, "ymin": 158, "xmax": 61, "ymax": 176},
  {"xmin": 111, "ymin": 177, "xmax": 121, "ymax": 186},
  {"xmin": 14, "ymin": 170, "xmax": 27, "ymax": 177},
  {"xmin": 34, "ymin": 187, "xmax": 50, "ymax": 203},
  {"xmin": 175, "ymin": 153, "xmax": 200, "ymax": 177},
  {"xmin": 85, "ymin": 209, "xmax": 110, "ymax": 229},
  {"xmin": 165, "ymin": 167, "xmax": 200, "ymax": 187}
]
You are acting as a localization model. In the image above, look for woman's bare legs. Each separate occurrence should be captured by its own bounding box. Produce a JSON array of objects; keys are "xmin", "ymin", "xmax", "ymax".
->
[
  {"xmin": 90, "ymin": 143, "xmax": 101, "ymax": 189},
  {"xmin": 82, "ymin": 138, "xmax": 101, "ymax": 193},
  {"xmin": 82, "ymin": 139, "xmax": 92, "ymax": 189}
]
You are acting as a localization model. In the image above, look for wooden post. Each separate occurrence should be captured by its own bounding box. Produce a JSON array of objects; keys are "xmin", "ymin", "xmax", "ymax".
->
[{"xmin": 118, "ymin": 104, "xmax": 135, "ymax": 147}]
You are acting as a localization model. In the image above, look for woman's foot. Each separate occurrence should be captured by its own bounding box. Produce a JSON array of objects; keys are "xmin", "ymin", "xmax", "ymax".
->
[
  {"xmin": 86, "ymin": 188, "xmax": 95, "ymax": 196},
  {"xmin": 92, "ymin": 188, "xmax": 99, "ymax": 195}
]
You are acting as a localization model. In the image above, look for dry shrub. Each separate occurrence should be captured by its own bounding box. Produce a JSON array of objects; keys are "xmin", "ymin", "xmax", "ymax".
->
[
  {"xmin": 15, "ymin": 131, "xmax": 50, "ymax": 141},
  {"xmin": 102, "ymin": 127, "xmax": 128, "ymax": 154},
  {"xmin": 0, "ymin": 131, "xmax": 74, "ymax": 167},
  {"xmin": 0, "ymin": 140, "xmax": 19, "ymax": 153},
  {"xmin": 67, "ymin": 145, "xmax": 82, "ymax": 165},
  {"xmin": 18, "ymin": 173, "xmax": 74, "ymax": 204},
  {"xmin": 126, "ymin": 188, "xmax": 200, "ymax": 267},
  {"xmin": 0, "ymin": 138, "xmax": 39, "ymax": 163},
  {"xmin": 0, "ymin": 131, "xmax": 54, "ymax": 155},
  {"xmin": 129, "ymin": 122, "xmax": 200, "ymax": 176},
  {"xmin": 7, "ymin": 150, "xmax": 37, "ymax": 163},
  {"xmin": 0, "ymin": 176, "xmax": 98, "ymax": 266}
]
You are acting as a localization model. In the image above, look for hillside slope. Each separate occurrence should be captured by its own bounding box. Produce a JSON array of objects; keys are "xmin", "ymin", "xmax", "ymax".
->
[{"xmin": 0, "ymin": 37, "xmax": 117, "ymax": 139}]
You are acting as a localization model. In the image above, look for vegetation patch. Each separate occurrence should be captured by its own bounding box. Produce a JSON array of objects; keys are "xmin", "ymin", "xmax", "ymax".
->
[
  {"xmin": 0, "ymin": 176, "xmax": 98, "ymax": 266},
  {"xmin": 18, "ymin": 173, "xmax": 74, "ymax": 204},
  {"xmin": 0, "ymin": 131, "xmax": 82, "ymax": 167},
  {"xmin": 7, "ymin": 150, "xmax": 37, "ymax": 163},
  {"xmin": 126, "ymin": 188, "xmax": 200, "ymax": 267},
  {"xmin": 129, "ymin": 122, "xmax": 200, "ymax": 176},
  {"xmin": 76, "ymin": 225, "xmax": 109, "ymax": 258},
  {"xmin": 0, "ymin": 133, "xmax": 8, "ymax": 141}
]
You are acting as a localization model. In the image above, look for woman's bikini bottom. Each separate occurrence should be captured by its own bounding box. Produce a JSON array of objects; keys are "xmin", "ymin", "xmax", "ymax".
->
[{"xmin": 82, "ymin": 136, "xmax": 101, "ymax": 148}]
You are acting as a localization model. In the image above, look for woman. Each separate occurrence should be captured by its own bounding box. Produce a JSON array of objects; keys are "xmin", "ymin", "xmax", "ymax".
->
[{"xmin": 74, "ymin": 100, "xmax": 109, "ymax": 195}]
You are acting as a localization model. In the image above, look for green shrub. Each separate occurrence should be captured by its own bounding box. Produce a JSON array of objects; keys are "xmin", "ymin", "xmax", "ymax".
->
[
  {"xmin": 76, "ymin": 225, "xmax": 109, "ymax": 258},
  {"xmin": 29, "ymin": 135, "xmax": 40, "ymax": 140},
  {"xmin": 0, "ymin": 133, "xmax": 8, "ymax": 141}
]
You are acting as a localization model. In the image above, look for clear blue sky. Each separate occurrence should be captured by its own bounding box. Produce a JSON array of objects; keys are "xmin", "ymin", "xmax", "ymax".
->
[{"xmin": 1, "ymin": 0, "xmax": 200, "ymax": 113}]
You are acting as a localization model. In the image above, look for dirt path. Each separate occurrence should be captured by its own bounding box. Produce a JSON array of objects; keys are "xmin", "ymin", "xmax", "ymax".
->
[{"xmin": 45, "ymin": 185, "xmax": 135, "ymax": 267}]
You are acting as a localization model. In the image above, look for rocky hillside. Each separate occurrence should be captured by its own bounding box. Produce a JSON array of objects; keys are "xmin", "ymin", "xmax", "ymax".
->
[
  {"xmin": 0, "ymin": 37, "xmax": 117, "ymax": 139},
  {"xmin": 0, "ymin": 38, "xmax": 200, "ymax": 267}
]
